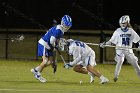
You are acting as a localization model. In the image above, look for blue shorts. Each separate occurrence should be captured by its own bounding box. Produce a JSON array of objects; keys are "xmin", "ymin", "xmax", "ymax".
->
[{"xmin": 38, "ymin": 43, "xmax": 53, "ymax": 57}]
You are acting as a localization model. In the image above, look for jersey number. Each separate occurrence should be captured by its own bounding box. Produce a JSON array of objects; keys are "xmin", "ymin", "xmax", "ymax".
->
[
  {"xmin": 75, "ymin": 41, "xmax": 85, "ymax": 48},
  {"xmin": 122, "ymin": 38, "xmax": 130, "ymax": 46}
]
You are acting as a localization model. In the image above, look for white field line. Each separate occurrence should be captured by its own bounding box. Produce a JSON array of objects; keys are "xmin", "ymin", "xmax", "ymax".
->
[{"xmin": 0, "ymin": 89, "xmax": 88, "ymax": 92}]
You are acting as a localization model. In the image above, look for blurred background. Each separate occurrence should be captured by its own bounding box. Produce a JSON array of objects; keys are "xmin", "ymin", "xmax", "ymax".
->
[{"xmin": 0, "ymin": 0, "xmax": 140, "ymax": 63}]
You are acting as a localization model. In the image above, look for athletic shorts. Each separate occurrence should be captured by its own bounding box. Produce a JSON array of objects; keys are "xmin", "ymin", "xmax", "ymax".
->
[
  {"xmin": 79, "ymin": 51, "xmax": 97, "ymax": 67},
  {"xmin": 38, "ymin": 43, "xmax": 53, "ymax": 57}
]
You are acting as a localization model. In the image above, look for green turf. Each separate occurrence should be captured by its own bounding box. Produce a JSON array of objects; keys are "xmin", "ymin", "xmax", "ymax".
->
[{"xmin": 0, "ymin": 60, "xmax": 140, "ymax": 93}]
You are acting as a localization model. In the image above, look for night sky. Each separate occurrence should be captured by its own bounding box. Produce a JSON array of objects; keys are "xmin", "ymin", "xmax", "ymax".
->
[{"xmin": 0, "ymin": 0, "xmax": 139, "ymax": 29}]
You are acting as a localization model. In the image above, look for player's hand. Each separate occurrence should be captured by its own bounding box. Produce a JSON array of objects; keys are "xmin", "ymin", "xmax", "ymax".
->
[
  {"xmin": 49, "ymin": 47, "xmax": 54, "ymax": 52},
  {"xmin": 99, "ymin": 42, "xmax": 106, "ymax": 48},
  {"xmin": 64, "ymin": 63, "xmax": 73, "ymax": 69}
]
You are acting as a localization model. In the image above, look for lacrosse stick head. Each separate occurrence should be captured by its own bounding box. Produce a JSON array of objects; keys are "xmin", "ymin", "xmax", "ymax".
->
[
  {"xmin": 18, "ymin": 35, "xmax": 24, "ymax": 41},
  {"xmin": 11, "ymin": 34, "xmax": 24, "ymax": 42}
]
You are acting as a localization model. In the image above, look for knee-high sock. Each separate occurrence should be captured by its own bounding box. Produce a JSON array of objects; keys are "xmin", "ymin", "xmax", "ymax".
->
[
  {"xmin": 35, "ymin": 66, "xmax": 41, "ymax": 72},
  {"xmin": 88, "ymin": 71, "xmax": 94, "ymax": 78}
]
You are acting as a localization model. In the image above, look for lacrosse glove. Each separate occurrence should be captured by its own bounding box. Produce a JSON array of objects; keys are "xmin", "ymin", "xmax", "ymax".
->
[
  {"xmin": 64, "ymin": 63, "xmax": 73, "ymax": 69},
  {"xmin": 99, "ymin": 42, "xmax": 106, "ymax": 48}
]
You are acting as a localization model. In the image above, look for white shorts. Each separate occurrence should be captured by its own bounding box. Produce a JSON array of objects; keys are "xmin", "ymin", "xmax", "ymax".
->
[
  {"xmin": 115, "ymin": 49, "xmax": 138, "ymax": 63},
  {"xmin": 77, "ymin": 50, "xmax": 97, "ymax": 67}
]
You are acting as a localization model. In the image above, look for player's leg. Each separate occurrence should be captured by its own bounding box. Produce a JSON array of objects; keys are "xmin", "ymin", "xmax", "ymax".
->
[
  {"xmin": 88, "ymin": 71, "xmax": 95, "ymax": 83},
  {"xmin": 31, "ymin": 56, "xmax": 49, "ymax": 83},
  {"xmin": 126, "ymin": 53, "xmax": 140, "ymax": 77},
  {"xmin": 73, "ymin": 64, "xmax": 87, "ymax": 74},
  {"xmin": 73, "ymin": 64, "xmax": 95, "ymax": 83},
  {"xmin": 86, "ymin": 65, "xmax": 109, "ymax": 84},
  {"xmin": 31, "ymin": 44, "xmax": 52, "ymax": 82},
  {"xmin": 85, "ymin": 52, "xmax": 109, "ymax": 84},
  {"xmin": 114, "ymin": 51, "xmax": 125, "ymax": 82}
]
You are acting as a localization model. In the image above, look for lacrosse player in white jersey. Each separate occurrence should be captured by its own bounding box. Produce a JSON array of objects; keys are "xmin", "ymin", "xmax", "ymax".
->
[
  {"xmin": 100, "ymin": 15, "xmax": 140, "ymax": 82},
  {"xmin": 59, "ymin": 38, "xmax": 109, "ymax": 84}
]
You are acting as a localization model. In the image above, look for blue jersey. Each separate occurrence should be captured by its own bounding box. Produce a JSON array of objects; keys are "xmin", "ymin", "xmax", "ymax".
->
[
  {"xmin": 39, "ymin": 25, "xmax": 64, "ymax": 49},
  {"xmin": 38, "ymin": 25, "xmax": 64, "ymax": 56}
]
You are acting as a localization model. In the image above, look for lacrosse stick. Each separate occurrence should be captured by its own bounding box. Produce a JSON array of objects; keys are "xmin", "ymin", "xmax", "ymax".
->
[
  {"xmin": 52, "ymin": 57, "xmax": 57, "ymax": 74},
  {"xmin": 0, "ymin": 34, "xmax": 24, "ymax": 42},
  {"xmin": 5, "ymin": 34, "xmax": 24, "ymax": 42},
  {"xmin": 11, "ymin": 34, "xmax": 24, "ymax": 42},
  {"xmin": 86, "ymin": 43, "xmax": 139, "ymax": 50},
  {"xmin": 55, "ymin": 47, "xmax": 66, "ymax": 65}
]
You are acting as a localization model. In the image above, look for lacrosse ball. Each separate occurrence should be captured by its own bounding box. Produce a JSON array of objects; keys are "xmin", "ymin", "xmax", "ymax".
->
[{"xmin": 79, "ymin": 80, "xmax": 83, "ymax": 84}]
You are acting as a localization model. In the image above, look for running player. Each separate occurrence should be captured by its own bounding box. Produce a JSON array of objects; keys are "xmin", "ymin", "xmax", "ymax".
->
[{"xmin": 30, "ymin": 15, "xmax": 72, "ymax": 82}]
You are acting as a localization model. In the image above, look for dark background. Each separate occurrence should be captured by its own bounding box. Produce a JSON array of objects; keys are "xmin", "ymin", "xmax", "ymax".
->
[{"xmin": 0, "ymin": 0, "xmax": 139, "ymax": 30}]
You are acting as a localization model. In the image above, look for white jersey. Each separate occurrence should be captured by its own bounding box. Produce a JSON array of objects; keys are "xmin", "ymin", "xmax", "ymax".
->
[
  {"xmin": 68, "ymin": 40, "xmax": 96, "ymax": 66},
  {"xmin": 109, "ymin": 28, "xmax": 140, "ymax": 49}
]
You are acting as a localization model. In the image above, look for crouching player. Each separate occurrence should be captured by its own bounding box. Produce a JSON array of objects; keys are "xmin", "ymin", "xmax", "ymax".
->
[{"xmin": 59, "ymin": 39, "xmax": 109, "ymax": 84}]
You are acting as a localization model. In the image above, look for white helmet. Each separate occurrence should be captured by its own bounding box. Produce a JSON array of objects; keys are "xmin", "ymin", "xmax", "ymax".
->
[
  {"xmin": 119, "ymin": 15, "xmax": 130, "ymax": 24},
  {"xmin": 58, "ymin": 38, "xmax": 67, "ymax": 51},
  {"xmin": 119, "ymin": 15, "xmax": 130, "ymax": 31}
]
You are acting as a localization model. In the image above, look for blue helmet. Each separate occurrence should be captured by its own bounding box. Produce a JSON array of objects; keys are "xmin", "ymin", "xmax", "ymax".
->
[{"xmin": 61, "ymin": 15, "xmax": 72, "ymax": 27}]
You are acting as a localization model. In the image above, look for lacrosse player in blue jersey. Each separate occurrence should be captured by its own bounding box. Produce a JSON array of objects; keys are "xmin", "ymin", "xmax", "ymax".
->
[
  {"xmin": 31, "ymin": 15, "xmax": 72, "ymax": 83},
  {"xmin": 58, "ymin": 38, "xmax": 109, "ymax": 84},
  {"xmin": 100, "ymin": 15, "xmax": 140, "ymax": 82}
]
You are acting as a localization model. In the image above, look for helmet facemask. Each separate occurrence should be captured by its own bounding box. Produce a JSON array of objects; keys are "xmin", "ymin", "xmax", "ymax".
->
[
  {"xmin": 61, "ymin": 15, "xmax": 72, "ymax": 32},
  {"xmin": 58, "ymin": 38, "xmax": 67, "ymax": 51},
  {"xmin": 119, "ymin": 15, "xmax": 130, "ymax": 32},
  {"xmin": 120, "ymin": 22, "xmax": 128, "ymax": 31},
  {"xmin": 61, "ymin": 21, "xmax": 71, "ymax": 32}
]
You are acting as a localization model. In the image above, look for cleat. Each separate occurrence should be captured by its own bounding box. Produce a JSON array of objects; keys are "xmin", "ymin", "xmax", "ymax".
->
[
  {"xmin": 37, "ymin": 76, "xmax": 47, "ymax": 83},
  {"xmin": 100, "ymin": 78, "xmax": 109, "ymax": 84},
  {"xmin": 31, "ymin": 69, "xmax": 38, "ymax": 75},
  {"xmin": 31, "ymin": 68, "xmax": 47, "ymax": 83},
  {"xmin": 113, "ymin": 77, "xmax": 118, "ymax": 82}
]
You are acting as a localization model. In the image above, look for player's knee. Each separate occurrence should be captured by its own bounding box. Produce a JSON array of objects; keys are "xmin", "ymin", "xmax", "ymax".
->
[
  {"xmin": 73, "ymin": 65, "xmax": 83, "ymax": 73},
  {"xmin": 73, "ymin": 66, "xmax": 79, "ymax": 72},
  {"xmin": 42, "ymin": 58, "xmax": 51, "ymax": 65},
  {"xmin": 115, "ymin": 56, "xmax": 124, "ymax": 63},
  {"xmin": 127, "ymin": 56, "xmax": 138, "ymax": 65}
]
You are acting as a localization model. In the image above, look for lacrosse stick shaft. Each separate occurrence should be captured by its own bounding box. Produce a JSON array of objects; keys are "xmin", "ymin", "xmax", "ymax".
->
[
  {"xmin": 86, "ymin": 43, "xmax": 139, "ymax": 50},
  {"xmin": 60, "ymin": 55, "xmax": 66, "ymax": 64},
  {"xmin": 55, "ymin": 48, "xmax": 66, "ymax": 64},
  {"xmin": 86, "ymin": 43, "xmax": 99, "ymax": 46}
]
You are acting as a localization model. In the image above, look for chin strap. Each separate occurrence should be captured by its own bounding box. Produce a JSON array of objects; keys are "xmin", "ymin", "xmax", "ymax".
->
[{"xmin": 121, "ymin": 27, "xmax": 129, "ymax": 32}]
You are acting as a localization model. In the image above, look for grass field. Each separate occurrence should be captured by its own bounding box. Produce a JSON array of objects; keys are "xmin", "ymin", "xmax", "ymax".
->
[{"xmin": 0, "ymin": 60, "xmax": 140, "ymax": 93}]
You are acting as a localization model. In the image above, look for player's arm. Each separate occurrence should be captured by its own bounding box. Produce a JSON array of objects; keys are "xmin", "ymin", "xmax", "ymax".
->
[
  {"xmin": 64, "ymin": 45, "xmax": 81, "ymax": 69},
  {"xmin": 100, "ymin": 31, "xmax": 117, "ymax": 48},
  {"xmin": 50, "ymin": 29, "xmax": 63, "ymax": 48},
  {"xmin": 50, "ymin": 36, "xmax": 57, "ymax": 48},
  {"xmin": 69, "ymin": 46, "xmax": 81, "ymax": 66},
  {"xmin": 131, "ymin": 29, "xmax": 140, "ymax": 50}
]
